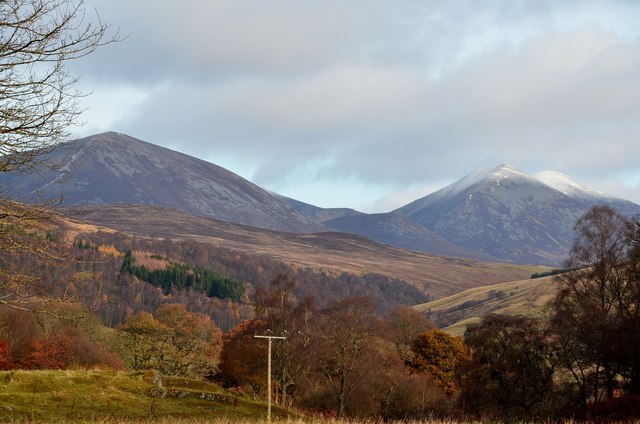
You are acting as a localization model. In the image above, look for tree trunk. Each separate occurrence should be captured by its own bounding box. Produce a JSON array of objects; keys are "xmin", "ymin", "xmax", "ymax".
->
[
  {"xmin": 337, "ymin": 391, "xmax": 345, "ymax": 419},
  {"xmin": 605, "ymin": 365, "xmax": 615, "ymax": 399},
  {"xmin": 337, "ymin": 372, "xmax": 346, "ymax": 418},
  {"xmin": 280, "ymin": 384, "xmax": 287, "ymax": 408}
]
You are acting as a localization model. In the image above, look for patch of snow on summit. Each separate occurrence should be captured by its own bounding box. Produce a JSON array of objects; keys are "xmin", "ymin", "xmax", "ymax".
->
[
  {"xmin": 535, "ymin": 171, "xmax": 615, "ymax": 199},
  {"xmin": 434, "ymin": 164, "xmax": 526, "ymax": 198}
]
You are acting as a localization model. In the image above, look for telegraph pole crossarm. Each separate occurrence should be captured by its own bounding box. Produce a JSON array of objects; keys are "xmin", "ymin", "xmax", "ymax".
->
[{"xmin": 254, "ymin": 334, "xmax": 286, "ymax": 423}]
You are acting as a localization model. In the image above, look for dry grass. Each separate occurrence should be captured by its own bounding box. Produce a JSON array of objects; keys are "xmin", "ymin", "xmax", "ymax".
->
[
  {"xmin": 0, "ymin": 369, "xmax": 635, "ymax": 424},
  {"xmin": 61, "ymin": 204, "xmax": 546, "ymax": 299},
  {"xmin": 0, "ymin": 418, "xmax": 462, "ymax": 423},
  {"xmin": 414, "ymin": 275, "xmax": 559, "ymax": 335},
  {"xmin": 131, "ymin": 251, "xmax": 169, "ymax": 271},
  {"xmin": 7, "ymin": 417, "xmax": 640, "ymax": 424}
]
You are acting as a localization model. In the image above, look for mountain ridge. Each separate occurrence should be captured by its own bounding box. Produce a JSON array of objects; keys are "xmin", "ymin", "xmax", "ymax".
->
[
  {"xmin": 1, "ymin": 132, "xmax": 328, "ymax": 234},
  {"xmin": 273, "ymin": 192, "xmax": 364, "ymax": 222},
  {"xmin": 4, "ymin": 132, "xmax": 639, "ymax": 266}
]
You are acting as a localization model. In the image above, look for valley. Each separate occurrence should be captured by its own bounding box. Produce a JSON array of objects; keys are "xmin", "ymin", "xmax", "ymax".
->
[
  {"xmin": 63, "ymin": 203, "xmax": 542, "ymax": 299},
  {"xmin": 0, "ymin": 132, "xmax": 638, "ymax": 422},
  {"xmin": 2, "ymin": 1, "xmax": 640, "ymax": 419}
]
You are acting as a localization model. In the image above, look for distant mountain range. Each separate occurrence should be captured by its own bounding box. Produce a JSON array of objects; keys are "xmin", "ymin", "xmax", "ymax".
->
[{"xmin": 2, "ymin": 132, "xmax": 639, "ymax": 265}]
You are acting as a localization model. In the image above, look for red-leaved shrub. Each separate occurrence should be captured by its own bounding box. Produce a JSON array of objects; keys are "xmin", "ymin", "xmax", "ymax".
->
[
  {"xmin": 21, "ymin": 335, "xmax": 74, "ymax": 369},
  {"xmin": 0, "ymin": 340, "xmax": 13, "ymax": 370}
]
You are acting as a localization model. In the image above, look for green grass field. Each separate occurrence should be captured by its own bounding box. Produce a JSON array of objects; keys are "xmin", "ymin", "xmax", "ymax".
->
[
  {"xmin": 1, "ymin": 370, "xmax": 638, "ymax": 423},
  {"xmin": 0, "ymin": 369, "xmax": 294, "ymax": 423}
]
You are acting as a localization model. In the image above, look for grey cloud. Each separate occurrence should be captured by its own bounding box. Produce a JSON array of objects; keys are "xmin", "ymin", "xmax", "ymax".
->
[
  {"xmin": 81, "ymin": 0, "xmax": 398, "ymax": 81},
  {"xmin": 74, "ymin": 0, "xmax": 640, "ymax": 208},
  {"xmin": 109, "ymin": 26, "xmax": 640, "ymax": 187}
]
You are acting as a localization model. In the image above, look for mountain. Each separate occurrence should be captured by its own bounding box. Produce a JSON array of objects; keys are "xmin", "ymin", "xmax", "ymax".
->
[
  {"xmin": 323, "ymin": 211, "xmax": 491, "ymax": 260},
  {"xmin": 7, "ymin": 133, "xmax": 638, "ymax": 266},
  {"xmin": 534, "ymin": 170, "xmax": 640, "ymax": 216},
  {"xmin": 396, "ymin": 164, "xmax": 640, "ymax": 265},
  {"xmin": 0, "ymin": 132, "xmax": 327, "ymax": 233},
  {"xmin": 535, "ymin": 170, "xmax": 611, "ymax": 199},
  {"xmin": 273, "ymin": 193, "xmax": 363, "ymax": 222},
  {"xmin": 278, "ymin": 192, "xmax": 491, "ymax": 259}
]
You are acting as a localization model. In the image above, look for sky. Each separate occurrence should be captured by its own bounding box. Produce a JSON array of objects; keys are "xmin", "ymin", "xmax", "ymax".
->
[{"xmin": 70, "ymin": 0, "xmax": 640, "ymax": 212}]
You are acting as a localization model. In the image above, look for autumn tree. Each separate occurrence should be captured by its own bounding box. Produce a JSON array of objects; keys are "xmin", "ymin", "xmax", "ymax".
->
[
  {"xmin": 21, "ymin": 334, "xmax": 74, "ymax": 369},
  {"xmin": 254, "ymin": 273, "xmax": 297, "ymax": 315},
  {"xmin": 460, "ymin": 315, "xmax": 557, "ymax": 419},
  {"xmin": 0, "ymin": 341, "xmax": 12, "ymax": 369},
  {"xmin": 316, "ymin": 296, "xmax": 378, "ymax": 418},
  {"xmin": 118, "ymin": 305, "xmax": 222, "ymax": 378},
  {"xmin": 550, "ymin": 205, "xmax": 632, "ymax": 404},
  {"xmin": 408, "ymin": 328, "xmax": 469, "ymax": 395},
  {"xmin": 0, "ymin": 303, "xmax": 122, "ymax": 369},
  {"xmin": 0, "ymin": 306, "xmax": 39, "ymax": 360},
  {"xmin": 154, "ymin": 304, "xmax": 222, "ymax": 378},
  {"xmin": 254, "ymin": 274, "xmax": 316, "ymax": 407},
  {"xmin": 0, "ymin": 0, "xmax": 116, "ymax": 310},
  {"xmin": 117, "ymin": 312, "xmax": 170, "ymax": 371},
  {"xmin": 218, "ymin": 319, "xmax": 268, "ymax": 398},
  {"xmin": 343, "ymin": 335, "xmax": 452, "ymax": 420},
  {"xmin": 384, "ymin": 306, "xmax": 432, "ymax": 363}
]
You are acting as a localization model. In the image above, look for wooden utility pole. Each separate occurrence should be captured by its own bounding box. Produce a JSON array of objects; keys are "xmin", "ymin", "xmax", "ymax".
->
[{"xmin": 254, "ymin": 334, "xmax": 286, "ymax": 422}]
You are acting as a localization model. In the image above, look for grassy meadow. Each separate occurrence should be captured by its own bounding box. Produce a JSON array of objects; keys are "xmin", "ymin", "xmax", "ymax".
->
[
  {"xmin": 0, "ymin": 369, "xmax": 294, "ymax": 423},
  {"xmin": 0, "ymin": 369, "xmax": 638, "ymax": 424},
  {"xmin": 414, "ymin": 275, "xmax": 558, "ymax": 335}
]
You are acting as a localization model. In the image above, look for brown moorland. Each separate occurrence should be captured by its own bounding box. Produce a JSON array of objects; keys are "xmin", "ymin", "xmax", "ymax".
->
[
  {"xmin": 61, "ymin": 204, "xmax": 545, "ymax": 299},
  {"xmin": 414, "ymin": 275, "xmax": 559, "ymax": 335}
]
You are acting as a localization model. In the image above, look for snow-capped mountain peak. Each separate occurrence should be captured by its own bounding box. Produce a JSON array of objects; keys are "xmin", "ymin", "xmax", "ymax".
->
[
  {"xmin": 534, "ymin": 170, "xmax": 615, "ymax": 199},
  {"xmin": 432, "ymin": 164, "xmax": 536, "ymax": 198},
  {"xmin": 395, "ymin": 163, "xmax": 640, "ymax": 265}
]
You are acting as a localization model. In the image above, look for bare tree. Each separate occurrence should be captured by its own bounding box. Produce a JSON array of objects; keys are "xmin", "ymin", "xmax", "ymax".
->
[
  {"xmin": 253, "ymin": 274, "xmax": 318, "ymax": 408},
  {"xmin": 0, "ymin": 0, "xmax": 117, "ymax": 308},
  {"xmin": 316, "ymin": 297, "xmax": 378, "ymax": 418},
  {"xmin": 550, "ymin": 205, "xmax": 631, "ymax": 405},
  {"xmin": 616, "ymin": 214, "xmax": 640, "ymax": 395},
  {"xmin": 384, "ymin": 305, "xmax": 432, "ymax": 363},
  {"xmin": 460, "ymin": 315, "xmax": 557, "ymax": 419},
  {"xmin": 1, "ymin": 0, "xmax": 116, "ymax": 171}
]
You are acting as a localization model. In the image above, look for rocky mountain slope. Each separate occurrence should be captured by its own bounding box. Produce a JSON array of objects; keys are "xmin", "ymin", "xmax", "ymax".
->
[
  {"xmin": 324, "ymin": 211, "xmax": 491, "ymax": 260},
  {"xmin": 277, "ymin": 191, "xmax": 489, "ymax": 259},
  {"xmin": 396, "ymin": 164, "xmax": 640, "ymax": 265},
  {"xmin": 0, "ymin": 132, "xmax": 327, "ymax": 233},
  {"xmin": 274, "ymin": 193, "xmax": 363, "ymax": 222}
]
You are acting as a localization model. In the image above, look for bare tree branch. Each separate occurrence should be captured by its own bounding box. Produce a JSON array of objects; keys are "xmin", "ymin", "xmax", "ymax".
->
[{"xmin": 0, "ymin": 0, "xmax": 117, "ymax": 309}]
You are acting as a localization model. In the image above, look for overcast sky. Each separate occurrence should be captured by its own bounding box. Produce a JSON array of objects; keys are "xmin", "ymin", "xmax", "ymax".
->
[{"xmin": 71, "ymin": 0, "xmax": 640, "ymax": 212}]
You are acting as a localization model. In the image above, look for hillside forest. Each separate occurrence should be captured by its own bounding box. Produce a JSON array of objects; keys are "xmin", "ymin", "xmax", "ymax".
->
[{"xmin": 0, "ymin": 205, "xmax": 639, "ymax": 420}]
